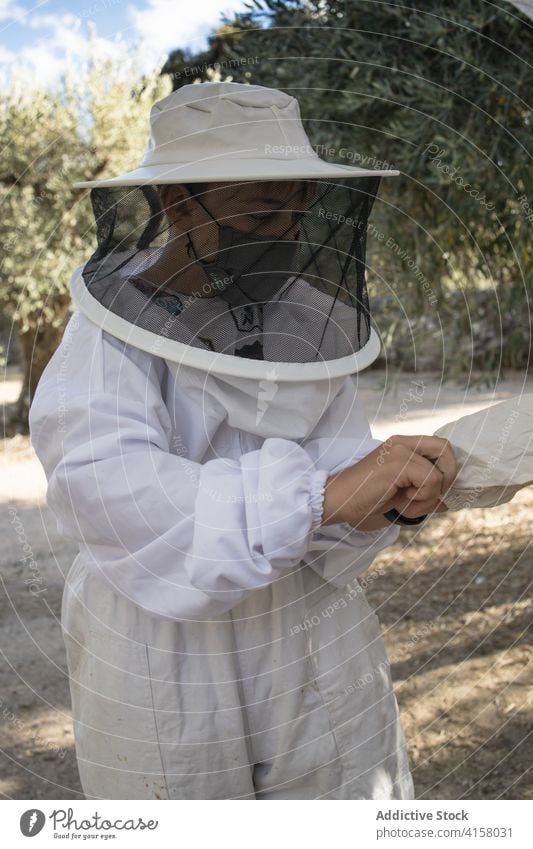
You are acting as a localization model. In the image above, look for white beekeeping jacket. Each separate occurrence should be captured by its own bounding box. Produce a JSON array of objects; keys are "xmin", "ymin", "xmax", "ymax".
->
[{"xmin": 29, "ymin": 310, "xmax": 400, "ymax": 621}]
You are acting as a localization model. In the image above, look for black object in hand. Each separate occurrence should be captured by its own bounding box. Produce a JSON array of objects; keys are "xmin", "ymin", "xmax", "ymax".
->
[{"xmin": 383, "ymin": 508, "xmax": 428, "ymax": 525}]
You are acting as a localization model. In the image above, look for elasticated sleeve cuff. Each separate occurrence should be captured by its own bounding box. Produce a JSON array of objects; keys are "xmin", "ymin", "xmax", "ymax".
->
[{"xmin": 309, "ymin": 468, "xmax": 329, "ymax": 532}]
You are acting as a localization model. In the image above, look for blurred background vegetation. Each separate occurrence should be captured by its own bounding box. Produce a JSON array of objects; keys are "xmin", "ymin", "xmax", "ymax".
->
[{"xmin": 2, "ymin": 0, "xmax": 532, "ymax": 429}]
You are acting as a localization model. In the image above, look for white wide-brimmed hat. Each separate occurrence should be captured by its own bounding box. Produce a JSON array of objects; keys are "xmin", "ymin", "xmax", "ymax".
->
[{"xmin": 73, "ymin": 81, "xmax": 400, "ymax": 188}]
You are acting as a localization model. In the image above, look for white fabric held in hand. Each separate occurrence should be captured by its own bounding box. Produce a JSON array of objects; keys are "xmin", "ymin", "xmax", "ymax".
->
[{"xmin": 434, "ymin": 395, "xmax": 533, "ymax": 511}]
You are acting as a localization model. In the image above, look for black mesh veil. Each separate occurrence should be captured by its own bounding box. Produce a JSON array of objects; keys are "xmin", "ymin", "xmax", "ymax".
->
[{"xmin": 81, "ymin": 177, "xmax": 381, "ymax": 365}]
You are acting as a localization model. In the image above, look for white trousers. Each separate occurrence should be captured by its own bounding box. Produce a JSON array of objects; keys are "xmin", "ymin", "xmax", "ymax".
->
[{"xmin": 62, "ymin": 553, "xmax": 415, "ymax": 800}]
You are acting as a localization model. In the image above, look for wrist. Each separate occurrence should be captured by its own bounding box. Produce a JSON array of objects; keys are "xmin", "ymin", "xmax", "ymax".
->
[
  {"xmin": 357, "ymin": 514, "xmax": 396, "ymax": 531},
  {"xmin": 322, "ymin": 473, "xmax": 368, "ymax": 527}
]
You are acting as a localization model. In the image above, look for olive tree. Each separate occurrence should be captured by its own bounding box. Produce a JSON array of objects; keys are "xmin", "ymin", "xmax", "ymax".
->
[{"xmin": 0, "ymin": 45, "xmax": 170, "ymax": 428}]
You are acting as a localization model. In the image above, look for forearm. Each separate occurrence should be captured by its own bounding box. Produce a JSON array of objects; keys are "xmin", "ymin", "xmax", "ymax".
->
[
  {"xmin": 321, "ymin": 471, "xmax": 392, "ymax": 529},
  {"xmin": 320, "ymin": 497, "xmax": 392, "ymax": 531}
]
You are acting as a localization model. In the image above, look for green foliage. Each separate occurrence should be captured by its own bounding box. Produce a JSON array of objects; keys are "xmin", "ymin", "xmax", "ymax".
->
[
  {"xmin": 1, "ymin": 49, "xmax": 170, "ymax": 331},
  {"xmin": 0, "ymin": 43, "xmax": 171, "ymax": 422},
  {"xmin": 162, "ymin": 0, "xmax": 533, "ymax": 374}
]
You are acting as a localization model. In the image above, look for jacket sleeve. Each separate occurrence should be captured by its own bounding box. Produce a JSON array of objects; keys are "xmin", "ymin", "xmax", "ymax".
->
[
  {"xmin": 29, "ymin": 313, "xmax": 328, "ymax": 622},
  {"xmin": 301, "ymin": 375, "xmax": 401, "ymax": 588}
]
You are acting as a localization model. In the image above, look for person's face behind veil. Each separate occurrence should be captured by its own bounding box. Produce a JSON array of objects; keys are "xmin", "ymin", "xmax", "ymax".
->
[{"xmin": 152, "ymin": 180, "xmax": 317, "ymax": 296}]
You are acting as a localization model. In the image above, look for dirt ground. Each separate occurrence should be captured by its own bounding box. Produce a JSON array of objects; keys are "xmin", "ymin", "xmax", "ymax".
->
[{"xmin": 1, "ymin": 367, "xmax": 532, "ymax": 799}]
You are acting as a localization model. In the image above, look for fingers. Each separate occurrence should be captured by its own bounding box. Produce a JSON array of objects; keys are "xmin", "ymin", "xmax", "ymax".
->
[
  {"xmin": 391, "ymin": 445, "xmax": 444, "ymax": 502},
  {"xmin": 392, "ymin": 493, "xmax": 448, "ymax": 518},
  {"xmin": 387, "ymin": 434, "xmax": 458, "ymax": 495},
  {"xmin": 428, "ymin": 441, "xmax": 457, "ymax": 495}
]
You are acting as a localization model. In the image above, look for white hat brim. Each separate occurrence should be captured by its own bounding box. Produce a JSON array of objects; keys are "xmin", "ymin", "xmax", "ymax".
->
[
  {"xmin": 70, "ymin": 264, "xmax": 382, "ymax": 379},
  {"xmin": 73, "ymin": 156, "xmax": 399, "ymax": 188}
]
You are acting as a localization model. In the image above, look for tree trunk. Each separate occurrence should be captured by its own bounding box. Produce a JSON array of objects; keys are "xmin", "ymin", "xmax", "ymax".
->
[{"xmin": 13, "ymin": 306, "xmax": 71, "ymax": 433}]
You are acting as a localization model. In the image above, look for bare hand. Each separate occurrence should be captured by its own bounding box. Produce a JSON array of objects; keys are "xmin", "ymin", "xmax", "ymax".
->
[{"xmin": 322, "ymin": 434, "xmax": 457, "ymax": 527}]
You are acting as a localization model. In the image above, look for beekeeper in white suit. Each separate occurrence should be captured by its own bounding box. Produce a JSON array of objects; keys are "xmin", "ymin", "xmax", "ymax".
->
[{"xmin": 29, "ymin": 82, "xmax": 457, "ymax": 800}]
